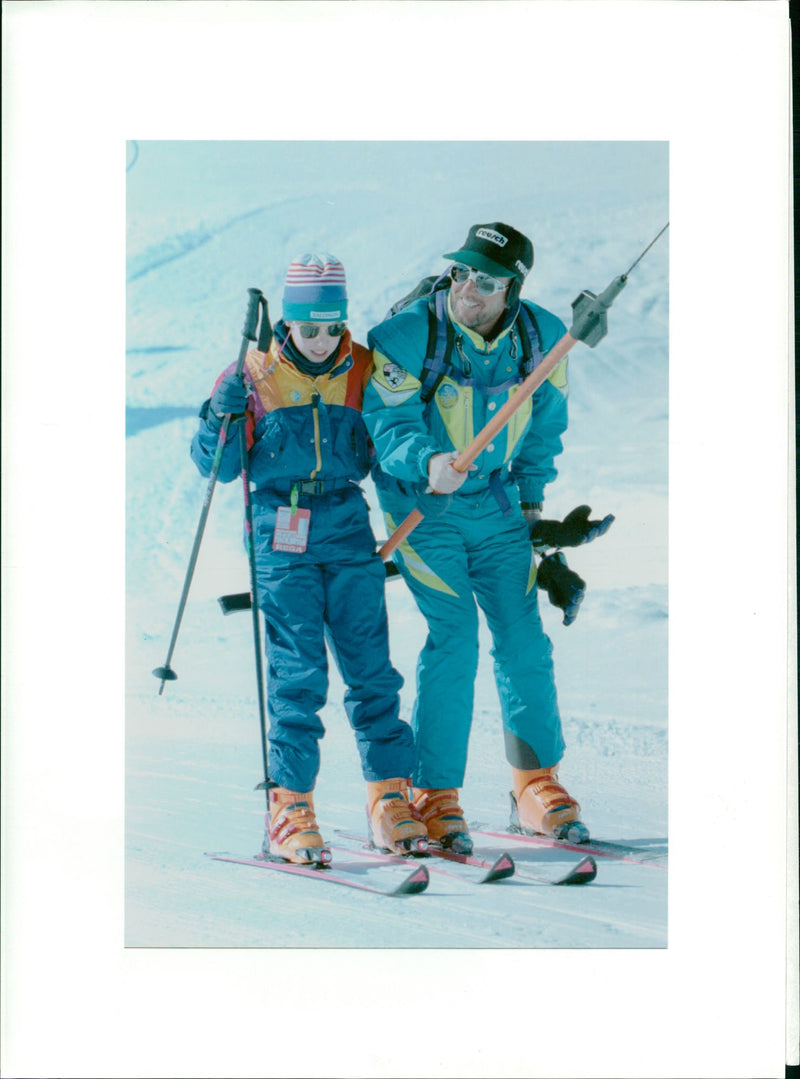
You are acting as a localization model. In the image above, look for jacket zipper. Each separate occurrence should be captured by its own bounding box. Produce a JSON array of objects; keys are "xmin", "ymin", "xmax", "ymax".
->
[
  {"xmin": 309, "ymin": 391, "xmax": 323, "ymax": 479},
  {"xmin": 455, "ymin": 335, "xmax": 472, "ymax": 375}
]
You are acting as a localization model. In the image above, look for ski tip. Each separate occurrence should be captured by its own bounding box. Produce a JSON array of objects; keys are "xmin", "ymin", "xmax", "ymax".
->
[
  {"xmin": 556, "ymin": 855, "xmax": 598, "ymax": 885},
  {"xmin": 392, "ymin": 864, "xmax": 430, "ymax": 895}
]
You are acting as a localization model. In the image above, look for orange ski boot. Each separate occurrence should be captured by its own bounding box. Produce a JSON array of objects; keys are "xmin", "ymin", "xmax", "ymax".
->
[
  {"xmin": 263, "ymin": 786, "xmax": 332, "ymax": 865},
  {"xmin": 411, "ymin": 787, "xmax": 473, "ymax": 855},
  {"xmin": 509, "ymin": 766, "xmax": 589, "ymax": 844},
  {"xmin": 366, "ymin": 778, "xmax": 429, "ymax": 855}
]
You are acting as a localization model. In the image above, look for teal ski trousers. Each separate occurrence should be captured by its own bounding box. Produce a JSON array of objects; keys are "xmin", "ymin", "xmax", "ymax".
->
[{"xmin": 378, "ymin": 481, "xmax": 565, "ymax": 789}]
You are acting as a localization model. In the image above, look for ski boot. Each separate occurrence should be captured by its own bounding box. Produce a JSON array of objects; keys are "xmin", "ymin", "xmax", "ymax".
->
[
  {"xmin": 509, "ymin": 766, "xmax": 589, "ymax": 843},
  {"xmin": 366, "ymin": 778, "xmax": 429, "ymax": 856},
  {"xmin": 262, "ymin": 786, "xmax": 332, "ymax": 866},
  {"xmin": 411, "ymin": 787, "xmax": 473, "ymax": 855}
]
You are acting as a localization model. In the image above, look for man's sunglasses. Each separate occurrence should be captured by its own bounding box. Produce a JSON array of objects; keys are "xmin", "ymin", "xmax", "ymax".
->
[
  {"xmin": 296, "ymin": 322, "xmax": 347, "ymax": 339},
  {"xmin": 450, "ymin": 263, "xmax": 510, "ymax": 296}
]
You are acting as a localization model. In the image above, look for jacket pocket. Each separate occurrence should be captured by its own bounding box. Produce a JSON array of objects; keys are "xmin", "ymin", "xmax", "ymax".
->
[
  {"xmin": 250, "ymin": 412, "xmax": 290, "ymax": 481},
  {"xmin": 333, "ymin": 414, "xmax": 370, "ymax": 475}
]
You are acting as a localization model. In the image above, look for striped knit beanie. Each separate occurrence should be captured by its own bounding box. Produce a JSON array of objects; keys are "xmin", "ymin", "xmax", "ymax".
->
[{"xmin": 282, "ymin": 253, "xmax": 348, "ymax": 322}]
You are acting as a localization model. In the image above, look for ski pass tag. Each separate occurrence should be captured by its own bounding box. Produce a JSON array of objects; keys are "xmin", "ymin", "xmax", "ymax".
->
[{"xmin": 273, "ymin": 506, "xmax": 311, "ymax": 553}]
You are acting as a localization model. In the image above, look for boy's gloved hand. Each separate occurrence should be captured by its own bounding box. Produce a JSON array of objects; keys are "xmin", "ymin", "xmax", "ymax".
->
[
  {"xmin": 210, "ymin": 373, "xmax": 249, "ymax": 420},
  {"xmin": 537, "ymin": 551, "xmax": 586, "ymax": 626},
  {"xmin": 529, "ymin": 505, "xmax": 614, "ymax": 550}
]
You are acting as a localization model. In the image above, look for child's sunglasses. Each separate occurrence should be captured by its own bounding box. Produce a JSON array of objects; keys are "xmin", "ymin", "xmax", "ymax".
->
[{"xmin": 296, "ymin": 322, "xmax": 347, "ymax": 339}]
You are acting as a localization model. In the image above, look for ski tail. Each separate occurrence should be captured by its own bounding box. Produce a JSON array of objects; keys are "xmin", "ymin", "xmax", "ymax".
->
[
  {"xmin": 391, "ymin": 865, "xmax": 430, "ymax": 894},
  {"xmin": 554, "ymin": 855, "xmax": 597, "ymax": 885}
]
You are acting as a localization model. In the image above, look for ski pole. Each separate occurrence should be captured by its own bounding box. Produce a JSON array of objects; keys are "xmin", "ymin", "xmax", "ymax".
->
[
  {"xmin": 235, "ymin": 316, "xmax": 272, "ymax": 793},
  {"xmin": 379, "ymin": 224, "xmax": 669, "ymax": 562},
  {"xmin": 153, "ymin": 287, "xmax": 268, "ymax": 693}
]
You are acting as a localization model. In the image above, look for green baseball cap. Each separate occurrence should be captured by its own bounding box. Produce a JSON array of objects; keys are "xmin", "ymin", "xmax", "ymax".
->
[{"xmin": 444, "ymin": 222, "xmax": 534, "ymax": 280}]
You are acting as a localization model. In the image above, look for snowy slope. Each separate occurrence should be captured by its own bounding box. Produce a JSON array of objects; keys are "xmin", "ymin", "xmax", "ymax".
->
[{"xmin": 125, "ymin": 140, "xmax": 669, "ymax": 949}]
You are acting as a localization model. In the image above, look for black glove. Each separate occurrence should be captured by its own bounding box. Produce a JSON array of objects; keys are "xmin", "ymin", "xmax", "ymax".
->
[
  {"xmin": 209, "ymin": 373, "xmax": 249, "ymax": 421},
  {"xmin": 537, "ymin": 551, "xmax": 586, "ymax": 626},
  {"xmin": 530, "ymin": 505, "xmax": 614, "ymax": 550}
]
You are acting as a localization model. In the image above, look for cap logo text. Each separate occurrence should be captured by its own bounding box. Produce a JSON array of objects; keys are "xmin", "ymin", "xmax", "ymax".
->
[{"xmin": 476, "ymin": 228, "xmax": 508, "ymax": 247}]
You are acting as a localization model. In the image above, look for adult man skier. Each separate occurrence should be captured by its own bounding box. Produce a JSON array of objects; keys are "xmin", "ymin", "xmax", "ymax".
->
[{"xmin": 362, "ymin": 222, "xmax": 611, "ymax": 853}]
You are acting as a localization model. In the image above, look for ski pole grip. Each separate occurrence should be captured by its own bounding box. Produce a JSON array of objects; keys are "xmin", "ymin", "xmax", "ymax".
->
[
  {"xmin": 257, "ymin": 297, "xmax": 273, "ymax": 353},
  {"xmin": 242, "ymin": 288, "xmax": 263, "ymax": 341}
]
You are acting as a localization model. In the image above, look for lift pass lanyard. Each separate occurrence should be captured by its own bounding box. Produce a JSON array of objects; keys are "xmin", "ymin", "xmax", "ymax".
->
[{"xmin": 273, "ymin": 505, "xmax": 310, "ymax": 552}]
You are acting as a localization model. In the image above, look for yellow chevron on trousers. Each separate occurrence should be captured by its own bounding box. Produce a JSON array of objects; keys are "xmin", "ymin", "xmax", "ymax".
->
[
  {"xmin": 526, "ymin": 547, "xmax": 538, "ymax": 595},
  {"xmin": 384, "ymin": 513, "xmax": 458, "ymax": 596}
]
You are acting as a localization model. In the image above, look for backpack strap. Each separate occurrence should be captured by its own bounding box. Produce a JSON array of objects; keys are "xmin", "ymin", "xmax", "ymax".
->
[
  {"xmin": 515, "ymin": 303, "xmax": 545, "ymax": 376},
  {"xmin": 418, "ymin": 288, "xmax": 455, "ymax": 403}
]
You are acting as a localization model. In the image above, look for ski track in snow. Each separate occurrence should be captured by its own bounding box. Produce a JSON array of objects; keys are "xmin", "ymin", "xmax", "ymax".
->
[{"xmin": 126, "ymin": 141, "xmax": 669, "ymax": 949}]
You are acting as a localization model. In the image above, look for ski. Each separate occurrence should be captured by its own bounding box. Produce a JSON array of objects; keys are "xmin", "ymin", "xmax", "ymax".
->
[
  {"xmin": 205, "ymin": 851, "xmax": 430, "ymax": 896},
  {"xmin": 536, "ymin": 854, "xmax": 598, "ymax": 886},
  {"xmin": 329, "ymin": 836, "xmax": 514, "ymax": 884},
  {"xmin": 333, "ymin": 830, "xmax": 595, "ymax": 886},
  {"xmin": 472, "ymin": 827, "xmax": 667, "ymax": 869},
  {"xmin": 423, "ymin": 846, "xmax": 516, "ymax": 883},
  {"xmin": 432, "ymin": 844, "xmax": 596, "ymax": 887}
]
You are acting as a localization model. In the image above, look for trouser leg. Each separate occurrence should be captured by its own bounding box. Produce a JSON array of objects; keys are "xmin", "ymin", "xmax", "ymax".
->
[
  {"xmin": 323, "ymin": 554, "xmax": 415, "ymax": 781},
  {"xmin": 468, "ymin": 508, "xmax": 565, "ymax": 769},
  {"xmin": 383, "ymin": 509, "xmax": 480, "ymax": 789},
  {"xmin": 257, "ymin": 561, "xmax": 327, "ymax": 793}
]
